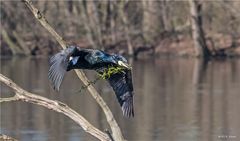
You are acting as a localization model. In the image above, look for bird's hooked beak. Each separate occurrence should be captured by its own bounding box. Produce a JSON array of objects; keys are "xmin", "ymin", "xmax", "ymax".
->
[{"xmin": 117, "ymin": 61, "xmax": 132, "ymax": 69}]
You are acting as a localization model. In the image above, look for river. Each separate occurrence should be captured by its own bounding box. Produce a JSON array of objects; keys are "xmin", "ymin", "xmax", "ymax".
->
[{"xmin": 1, "ymin": 57, "xmax": 240, "ymax": 141}]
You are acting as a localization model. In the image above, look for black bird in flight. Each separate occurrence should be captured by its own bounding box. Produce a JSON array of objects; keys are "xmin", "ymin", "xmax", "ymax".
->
[{"xmin": 48, "ymin": 46, "xmax": 134, "ymax": 117}]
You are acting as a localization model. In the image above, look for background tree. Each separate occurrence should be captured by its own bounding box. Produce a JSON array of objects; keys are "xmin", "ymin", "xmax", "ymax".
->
[
  {"xmin": 1, "ymin": 0, "xmax": 240, "ymax": 57},
  {"xmin": 142, "ymin": 0, "xmax": 159, "ymax": 44},
  {"xmin": 189, "ymin": 0, "xmax": 211, "ymax": 57}
]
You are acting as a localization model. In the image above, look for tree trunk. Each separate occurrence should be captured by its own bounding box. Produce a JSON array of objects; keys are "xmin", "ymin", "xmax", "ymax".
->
[
  {"xmin": 79, "ymin": 1, "xmax": 97, "ymax": 48},
  {"xmin": 1, "ymin": 29, "xmax": 23, "ymax": 55},
  {"xmin": 13, "ymin": 31, "xmax": 31, "ymax": 55},
  {"xmin": 109, "ymin": 1, "xmax": 116, "ymax": 45},
  {"xmin": 160, "ymin": 0, "xmax": 171, "ymax": 31},
  {"xmin": 119, "ymin": 0, "xmax": 133, "ymax": 56},
  {"xmin": 189, "ymin": 0, "xmax": 211, "ymax": 57},
  {"xmin": 142, "ymin": 0, "xmax": 159, "ymax": 44},
  {"xmin": 86, "ymin": 1, "xmax": 104, "ymax": 49}
]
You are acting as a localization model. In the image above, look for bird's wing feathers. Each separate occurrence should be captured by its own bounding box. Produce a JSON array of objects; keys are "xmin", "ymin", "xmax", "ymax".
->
[
  {"xmin": 48, "ymin": 46, "xmax": 96, "ymax": 91},
  {"xmin": 107, "ymin": 70, "xmax": 134, "ymax": 117},
  {"xmin": 48, "ymin": 47, "xmax": 76, "ymax": 91}
]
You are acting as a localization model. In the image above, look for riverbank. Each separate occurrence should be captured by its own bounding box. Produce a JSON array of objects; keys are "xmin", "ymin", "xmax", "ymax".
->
[{"xmin": 1, "ymin": 34, "xmax": 240, "ymax": 58}]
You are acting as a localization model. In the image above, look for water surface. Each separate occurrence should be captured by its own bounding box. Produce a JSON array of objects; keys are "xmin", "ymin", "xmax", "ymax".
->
[{"xmin": 1, "ymin": 57, "xmax": 240, "ymax": 141}]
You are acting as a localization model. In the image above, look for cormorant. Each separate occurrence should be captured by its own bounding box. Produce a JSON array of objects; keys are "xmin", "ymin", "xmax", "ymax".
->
[{"xmin": 48, "ymin": 46, "xmax": 134, "ymax": 117}]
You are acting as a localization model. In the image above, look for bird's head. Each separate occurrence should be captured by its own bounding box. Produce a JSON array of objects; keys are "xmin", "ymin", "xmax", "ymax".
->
[{"xmin": 112, "ymin": 55, "xmax": 131, "ymax": 70}]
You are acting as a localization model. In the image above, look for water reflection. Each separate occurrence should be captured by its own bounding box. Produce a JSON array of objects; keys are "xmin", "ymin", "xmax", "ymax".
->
[{"xmin": 1, "ymin": 57, "xmax": 240, "ymax": 141}]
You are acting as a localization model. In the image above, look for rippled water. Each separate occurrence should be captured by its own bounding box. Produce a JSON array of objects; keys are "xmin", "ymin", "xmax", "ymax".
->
[{"xmin": 1, "ymin": 57, "xmax": 240, "ymax": 141}]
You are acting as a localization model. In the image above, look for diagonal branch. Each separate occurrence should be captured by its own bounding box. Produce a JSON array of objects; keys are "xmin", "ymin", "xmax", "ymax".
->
[
  {"xmin": 22, "ymin": 0, "xmax": 125, "ymax": 141},
  {"xmin": 0, "ymin": 73, "xmax": 110, "ymax": 141}
]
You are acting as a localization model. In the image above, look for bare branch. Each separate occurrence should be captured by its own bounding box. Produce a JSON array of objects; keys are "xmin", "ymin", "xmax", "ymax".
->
[
  {"xmin": 0, "ymin": 134, "xmax": 18, "ymax": 141},
  {"xmin": 23, "ymin": 0, "xmax": 67, "ymax": 49},
  {"xmin": 22, "ymin": 0, "xmax": 125, "ymax": 140},
  {"xmin": 0, "ymin": 73, "xmax": 111, "ymax": 141},
  {"xmin": 0, "ymin": 95, "xmax": 20, "ymax": 103}
]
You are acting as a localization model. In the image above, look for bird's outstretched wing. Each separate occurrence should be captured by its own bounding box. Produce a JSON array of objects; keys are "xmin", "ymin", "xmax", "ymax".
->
[
  {"xmin": 48, "ymin": 47, "xmax": 76, "ymax": 91},
  {"xmin": 48, "ymin": 46, "xmax": 91, "ymax": 91},
  {"xmin": 106, "ymin": 70, "xmax": 134, "ymax": 117}
]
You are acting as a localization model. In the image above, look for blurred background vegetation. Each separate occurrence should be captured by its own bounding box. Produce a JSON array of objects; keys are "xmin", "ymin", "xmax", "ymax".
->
[{"xmin": 1, "ymin": 0, "xmax": 240, "ymax": 57}]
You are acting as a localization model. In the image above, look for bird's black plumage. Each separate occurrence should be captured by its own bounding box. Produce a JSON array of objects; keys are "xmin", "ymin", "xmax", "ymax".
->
[
  {"xmin": 107, "ymin": 70, "xmax": 134, "ymax": 117},
  {"xmin": 48, "ymin": 46, "xmax": 134, "ymax": 117}
]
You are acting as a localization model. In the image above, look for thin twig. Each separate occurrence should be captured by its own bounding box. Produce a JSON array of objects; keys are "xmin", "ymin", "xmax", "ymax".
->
[
  {"xmin": 22, "ymin": 0, "xmax": 124, "ymax": 140},
  {"xmin": 0, "ymin": 74, "xmax": 110, "ymax": 141}
]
